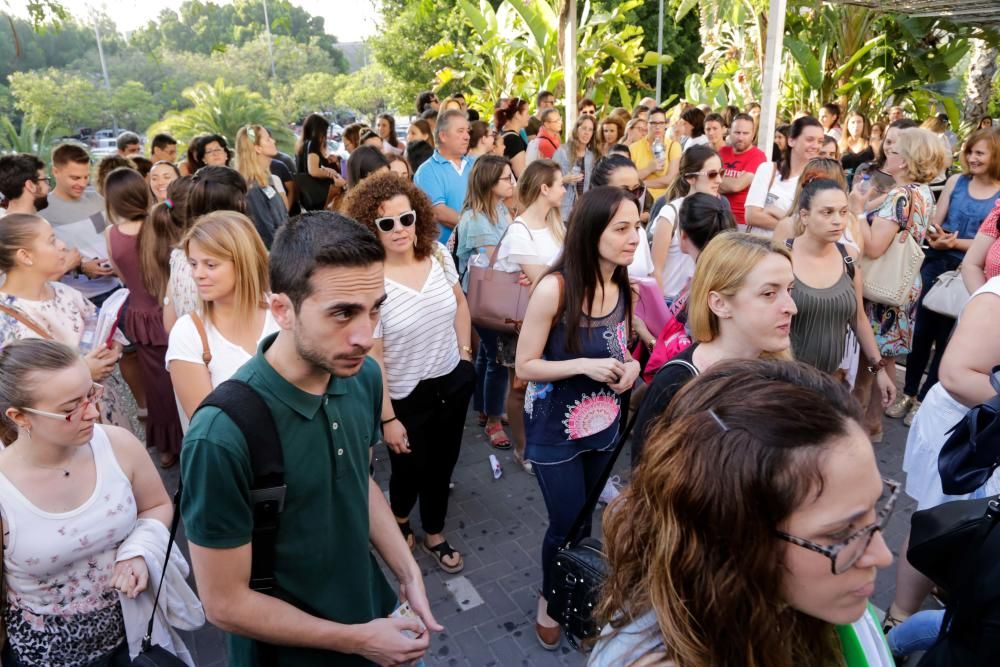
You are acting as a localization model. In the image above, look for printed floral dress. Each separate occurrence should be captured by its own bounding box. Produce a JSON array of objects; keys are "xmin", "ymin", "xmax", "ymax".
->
[
  {"xmin": 524, "ymin": 288, "xmax": 628, "ymax": 465},
  {"xmin": 864, "ymin": 183, "xmax": 934, "ymax": 357}
]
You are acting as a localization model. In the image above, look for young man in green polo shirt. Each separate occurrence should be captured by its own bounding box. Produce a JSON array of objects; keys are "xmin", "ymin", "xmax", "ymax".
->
[{"xmin": 180, "ymin": 212, "xmax": 441, "ymax": 666}]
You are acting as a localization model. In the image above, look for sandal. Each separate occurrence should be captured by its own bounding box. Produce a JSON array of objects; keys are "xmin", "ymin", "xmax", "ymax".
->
[
  {"xmin": 882, "ymin": 607, "xmax": 908, "ymax": 636},
  {"xmin": 478, "ymin": 412, "xmax": 488, "ymax": 427},
  {"xmin": 397, "ymin": 520, "xmax": 415, "ymax": 551},
  {"xmin": 485, "ymin": 422, "xmax": 511, "ymax": 450},
  {"xmin": 423, "ymin": 539, "xmax": 464, "ymax": 573}
]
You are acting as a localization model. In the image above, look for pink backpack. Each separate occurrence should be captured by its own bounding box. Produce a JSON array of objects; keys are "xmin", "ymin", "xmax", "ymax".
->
[{"xmin": 642, "ymin": 291, "xmax": 692, "ymax": 383}]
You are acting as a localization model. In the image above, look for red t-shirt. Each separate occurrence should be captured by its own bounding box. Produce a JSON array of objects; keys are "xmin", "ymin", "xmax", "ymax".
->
[
  {"xmin": 981, "ymin": 199, "xmax": 1000, "ymax": 281},
  {"xmin": 719, "ymin": 145, "xmax": 768, "ymax": 226}
]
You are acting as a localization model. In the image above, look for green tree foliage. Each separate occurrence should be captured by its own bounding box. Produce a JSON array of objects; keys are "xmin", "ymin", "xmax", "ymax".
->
[
  {"xmin": 7, "ymin": 68, "xmax": 102, "ymax": 133},
  {"xmin": 332, "ymin": 65, "xmax": 392, "ymax": 121},
  {"xmin": 146, "ymin": 78, "xmax": 293, "ymax": 152},
  {"xmin": 270, "ymin": 72, "xmax": 341, "ymax": 122},
  {"xmin": 0, "ymin": 14, "xmax": 119, "ymax": 86},
  {"xmin": 108, "ymin": 81, "xmax": 161, "ymax": 132},
  {"xmin": 129, "ymin": 0, "xmax": 347, "ymax": 72}
]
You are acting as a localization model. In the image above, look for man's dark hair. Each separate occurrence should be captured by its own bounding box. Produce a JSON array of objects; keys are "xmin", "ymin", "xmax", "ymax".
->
[
  {"xmin": 270, "ymin": 212, "xmax": 386, "ymax": 311},
  {"xmin": 51, "ymin": 143, "xmax": 90, "ymax": 167},
  {"xmin": 151, "ymin": 133, "xmax": 177, "ymax": 152},
  {"xmin": 705, "ymin": 112, "xmax": 726, "ymax": 127},
  {"xmin": 420, "ymin": 108, "xmax": 438, "ymax": 122},
  {"xmin": 416, "ymin": 90, "xmax": 437, "ymax": 114},
  {"xmin": 578, "ymin": 97, "xmax": 596, "ymax": 112},
  {"xmin": 116, "ymin": 131, "xmax": 141, "ymax": 152},
  {"xmin": 536, "ymin": 90, "xmax": 554, "ymax": 107},
  {"xmin": 0, "ymin": 153, "xmax": 44, "ymax": 201},
  {"xmin": 649, "ymin": 106, "xmax": 668, "ymax": 119},
  {"xmin": 187, "ymin": 165, "xmax": 248, "ymax": 220}
]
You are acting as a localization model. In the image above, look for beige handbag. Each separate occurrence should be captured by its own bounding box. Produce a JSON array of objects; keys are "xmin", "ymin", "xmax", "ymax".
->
[
  {"xmin": 466, "ymin": 222, "xmax": 534, "ymax": 334},
  {"xmin": 859, "ymin": 186, "xmax": 926, "ymax": 307}
]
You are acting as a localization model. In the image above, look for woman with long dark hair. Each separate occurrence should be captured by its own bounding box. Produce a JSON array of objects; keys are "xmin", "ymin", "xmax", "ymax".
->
[
  {"xmin": 495, "ymin": 97, "xmax": 531, "ymax": 177},
  {"xmin": 295, "ymin": 113, "xmax": 347, "ymax": 208},
  {"xmin": 593, "ymin": 359, "xmax": 895, "ymax": 666},
  {"xmin": 377, "ymin": 113, "xmax": 404, "ymax": 157},
  {"xmin": 515, "ymin": 186, "xmax": 641, "ymax": 650},
  {"xmin": 102, "ymin": 168, "xmax": 183, "ymax": 467}
]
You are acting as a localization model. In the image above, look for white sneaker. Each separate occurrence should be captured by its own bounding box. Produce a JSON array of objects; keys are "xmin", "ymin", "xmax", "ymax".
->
[{"xmin": 599, "ymin": 475, "xmax": 623, "ymax": 505}]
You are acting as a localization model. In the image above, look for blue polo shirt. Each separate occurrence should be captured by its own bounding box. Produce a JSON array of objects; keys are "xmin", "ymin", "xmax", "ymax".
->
[{"xmin": 413, "ymin": 150, "xmax": 474, "ymax": 243}]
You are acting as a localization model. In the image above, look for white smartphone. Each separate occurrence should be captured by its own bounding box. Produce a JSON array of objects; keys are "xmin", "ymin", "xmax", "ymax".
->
[{"xmin": 389, "ymin": 601, "xmax": 426, "ymax": 639}]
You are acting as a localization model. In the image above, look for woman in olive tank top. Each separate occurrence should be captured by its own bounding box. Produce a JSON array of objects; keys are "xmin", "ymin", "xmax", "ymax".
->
[{"xmin": 787, "ymin": 179, "xmax": 896, "ymax": 407}]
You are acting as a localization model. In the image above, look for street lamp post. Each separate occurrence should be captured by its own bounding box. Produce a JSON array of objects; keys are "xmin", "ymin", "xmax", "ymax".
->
[{"xmin": 262, "ymin": 0, "xmax": 277, "ymax": 78}]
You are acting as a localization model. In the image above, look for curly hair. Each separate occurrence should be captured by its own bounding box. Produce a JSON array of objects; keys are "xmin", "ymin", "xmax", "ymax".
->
[
  {"xmin": 342, "ymin": 172, "xmax": 439, "ymax": 260},
  {"xmin": 896, "ymin": 127, "xmax": 949, "ymax": 184}
]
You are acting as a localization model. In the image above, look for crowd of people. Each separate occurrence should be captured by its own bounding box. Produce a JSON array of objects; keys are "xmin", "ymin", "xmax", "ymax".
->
[{"xmin": 0, "ymin": 84, "xmax": 998, "ymax": 667}]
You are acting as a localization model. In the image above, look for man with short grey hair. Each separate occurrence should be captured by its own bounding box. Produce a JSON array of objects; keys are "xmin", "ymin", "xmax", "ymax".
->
[
  {"xmin": 414, "ymin": 109, "xmax": 472, "ymax": 243},
  {"xmin": 116, "ymin": 132, "xmax": 141, "ymax": 157}
]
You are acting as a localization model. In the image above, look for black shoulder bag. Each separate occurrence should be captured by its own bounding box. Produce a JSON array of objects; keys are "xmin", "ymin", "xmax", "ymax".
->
[
  {"xmin": 546, "ymin": 392, "xmax": 637, "ymax": 646},
  {"xmin": 938, "ymin": 365, "xmax": 1000, "ymax": 495}
]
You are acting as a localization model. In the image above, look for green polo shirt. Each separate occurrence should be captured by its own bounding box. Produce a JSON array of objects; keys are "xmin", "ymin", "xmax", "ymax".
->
[{"xmin": 180, "ymin": 333, "xmax": 397, "ymax": 666}]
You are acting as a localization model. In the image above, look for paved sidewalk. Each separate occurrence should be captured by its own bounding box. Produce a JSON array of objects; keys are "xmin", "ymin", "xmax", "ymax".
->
[{"xmin": 158, "ymin": 399, "xmax": 917, "ymax": 667}]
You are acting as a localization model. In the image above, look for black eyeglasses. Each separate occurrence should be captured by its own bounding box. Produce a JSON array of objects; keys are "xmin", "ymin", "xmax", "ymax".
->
[
  {"xmin": 624, "ymin": 184, "xmax": 646, "ymax": 201},
  {"xmin": 777, "ymin": 478, "xmax": 900, "ymax": 575},
  {"xmin": 375, "ymin": 210, "xmax": 417, "ymax": 233},
  {"xmin": 35, "ymin": 175, "xmax": 54, "ymax": 187}
]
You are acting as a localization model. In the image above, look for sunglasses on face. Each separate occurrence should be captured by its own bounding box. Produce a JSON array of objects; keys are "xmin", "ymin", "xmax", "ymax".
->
[
  {"xmin": 687, "ymin": 170, "xmax": 724, "ymax": 180},
  {"xmin": 375, "ymin": 210, "xmax": 417, "ymax": 233}
]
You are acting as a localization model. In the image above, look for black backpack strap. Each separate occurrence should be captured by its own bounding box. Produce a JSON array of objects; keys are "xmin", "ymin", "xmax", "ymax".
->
[
  {"xmin": 196, "ymin": 379, "xmax": 284, "ymax": 593},
  {"xmin": 835, "ymin": 242, "xmax": 856, "ymax": 281}
]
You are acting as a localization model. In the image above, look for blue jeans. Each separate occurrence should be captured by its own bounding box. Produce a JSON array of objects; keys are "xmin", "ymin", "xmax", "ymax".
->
[
  {"xmin": 533, "ymin": 448, "xmax": 614, "ymax": 596},
  {"xmin": 887, "ymin": 609, "xmax": 946, "ymax": 656},
  {"xmin": 473, "ymin": 327, "xmax": 508, "ymax": 418}
]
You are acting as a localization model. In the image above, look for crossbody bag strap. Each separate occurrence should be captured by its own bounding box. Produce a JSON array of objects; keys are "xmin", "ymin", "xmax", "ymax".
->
[
  {"xmin": 835, "ymin": 242, "xmax": 856, "ymax": 281},
  {"xmin": 0, "ymin": 303, "xmax": 53, "ymax": 340},
  {"xmin": 487, "ymin": 220, "xmax": 534, "ymax": 267},
  {"xmin": 189, "ymin": 313, "xmax": 212, "ymax": 365},
  {"xmin": 141, "ymin": 485, "xmax": 182, "ymax": 652},
  {"xmin": 563, "ymin": 389, "xmax": 636, "ymax": 548}
]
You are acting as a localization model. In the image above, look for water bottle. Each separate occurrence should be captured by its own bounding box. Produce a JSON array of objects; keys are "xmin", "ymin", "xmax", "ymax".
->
[
  {"xmin": 652, "ymin": 138, "xmax": 665, "ymax": 163},
  {"xmin": 80, "ymin": 313, "xmax": 98, "ymax": 353},
  {"xmin": 571, "ymin": 163, "xmax": 582, "ymax": 178},
  {"xmin": 855, "ymin": 173, "xmax": 872, "ymax": 197}
]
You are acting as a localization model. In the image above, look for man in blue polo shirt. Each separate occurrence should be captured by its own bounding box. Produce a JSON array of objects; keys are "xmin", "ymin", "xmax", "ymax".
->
[{"xmin": 413, "ymin": 109, "xmax": 471, "ymax": 243}]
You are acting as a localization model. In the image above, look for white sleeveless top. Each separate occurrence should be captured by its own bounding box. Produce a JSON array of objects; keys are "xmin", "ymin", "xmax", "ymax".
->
[{"xmin": 0, "ymin": 425, "xmax": 137, "ymax": 665}]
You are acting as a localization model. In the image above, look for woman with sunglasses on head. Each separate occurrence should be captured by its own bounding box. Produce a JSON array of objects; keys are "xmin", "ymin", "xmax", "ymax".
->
[
  {"xmin": 0, "ymin": 339, "xmax": 179, "ymax": 667},
  {"xmin": 455, "ymin": 155, "xmax": 516, "ymax": 448},
  {"xmin": 592, "ymin": 359, "xmax": 896, "ymax": 667},
  {"xmin": 515, "ymin": 186, "xmax": 642, "ymax": 651},
  {"xmin": 148, "ymin": 161, "xmax": 179, "ymax": 203},
  {"xmin": 493, "ymin": 160, "xmax": 567, "ymax": 473},
  {"xmin": 649, "ymin": 145, "xmax": 727, "ymax": 303},
  {"xmin": 553, "ymin": 114, "xmax": 600, "ymax": 222},
  {"xmin": 0, "ymin": 214, "xmax": 132, "ymax": 435},
  {"xmin": 589, "ymin": 155, "xmax": 655, "ymax": 279},
  {"xmin": 343, "ymin": 173, "xmax": 475, "ymax": 574},
  {"xmin": 784, "ymin": 179, "xmax": 896, "ymax": 407},
  {"xmin": 166, "ymin": 211, "xmax": 275, "ymax": 431},
  {"xmin": 234, "ymin": 124, "xmax": 288, "ymax": 249},
  {"xmin": 103, "ymin": 168, "xmax": 184, "ymax": 467}
]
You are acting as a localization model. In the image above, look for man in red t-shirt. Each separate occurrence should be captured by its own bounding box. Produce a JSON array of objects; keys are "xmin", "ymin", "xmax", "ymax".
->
[{"xmin": 719, "ymin": 113, "xmax": 768, "ymax": 228}]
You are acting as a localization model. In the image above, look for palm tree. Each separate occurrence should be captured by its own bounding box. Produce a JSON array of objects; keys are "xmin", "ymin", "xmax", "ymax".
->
[{"xmin": 0, "ymin": 117, "xmax": 55, "ymax": 158}]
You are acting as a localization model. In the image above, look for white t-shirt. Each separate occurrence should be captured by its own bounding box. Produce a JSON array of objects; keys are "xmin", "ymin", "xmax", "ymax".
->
[
  {"xmin": 744, "ymin": 162, "xmax": 800, "ymax": 237},
  {"xmin": 495, "ymin": 219, "xmax": 563, "ymax": 273},
  {"xmin": 649, "ymin": 196, "xmax": 696, "ymax": 300},
  {"xmin": 375, "ymin": 244, "xmax": 461, "ymax": 399},
  {"xmin": 165, "ymin": 308, "xmax": 280, "ymax": 431},
  {"xmin": 684, "ymin": 135, "xmax": 709, "ymax": 150}
]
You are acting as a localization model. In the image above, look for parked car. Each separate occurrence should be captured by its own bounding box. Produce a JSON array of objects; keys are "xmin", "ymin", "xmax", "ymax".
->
[{"xmin": 91, "ymin": 138, "xmax": 117, "ymax": 158}]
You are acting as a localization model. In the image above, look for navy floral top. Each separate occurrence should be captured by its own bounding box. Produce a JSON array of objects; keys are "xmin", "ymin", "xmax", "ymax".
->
[{"xmin": 524, "ymin": 288, "xmax": 628, "ymax": 463}]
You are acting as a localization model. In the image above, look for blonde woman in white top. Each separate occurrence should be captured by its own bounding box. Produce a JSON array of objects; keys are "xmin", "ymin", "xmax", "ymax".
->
[
  {"xmin": 344, "ymin": 173, "xmax": 475, "ymax": 574},
  {"xmin": 494, "ymin": 160, "xmax": 567, "ymax": 472},
  {"xmin": 166, "ymin": 211, "xmax": 277, "ymax": 431}
]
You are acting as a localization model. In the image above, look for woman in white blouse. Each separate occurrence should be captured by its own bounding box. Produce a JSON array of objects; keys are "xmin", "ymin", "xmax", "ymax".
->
[
  {"xmin": 165, "ymin": 211, "xmax": 277, "ymax": 431},
  {"xmin": 344, "ymin": 173, "xmax": 475, "ymax": 574}
]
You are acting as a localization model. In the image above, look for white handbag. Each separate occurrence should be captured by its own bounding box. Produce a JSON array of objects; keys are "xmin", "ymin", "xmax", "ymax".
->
[{"xmin": 922, "ymin": 269, "xmax": 969, "ymax": 319}]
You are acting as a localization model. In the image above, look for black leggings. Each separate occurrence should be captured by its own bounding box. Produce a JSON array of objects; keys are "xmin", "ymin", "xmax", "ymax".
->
[{"xmin": 388, "ymin": 360, "xmax": 475, "ymax": 534}]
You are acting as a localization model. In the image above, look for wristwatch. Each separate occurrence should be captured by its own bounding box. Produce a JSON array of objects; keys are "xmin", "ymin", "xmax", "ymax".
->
[{"xmin": 866, "ymin": 357, "xmax": 889, "ymax": 374}]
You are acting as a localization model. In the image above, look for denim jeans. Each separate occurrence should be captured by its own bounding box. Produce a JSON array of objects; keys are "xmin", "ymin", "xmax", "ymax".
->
[
  {"xmin": 903, "ymin": 251, "xmax": 961, "ymax": 399},
  {"xmin": 532, "ymin": 448, "xmax": 614, "ymax": 596},
  {"xmin": 473, "ymin": 326, "xmax": 508, "ymax": 418},
  {"xmin": 887, "ymin": 609, "xmax": 946, "ymax": 656}
]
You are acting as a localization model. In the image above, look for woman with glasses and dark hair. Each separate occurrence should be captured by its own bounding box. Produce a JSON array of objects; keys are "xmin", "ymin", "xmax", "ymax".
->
[
  {"xmin": 515, "ymin": 185, "xmax": 641, "ymax": 651},
  {"xmin": 0, "ymin": 338, "xmax": 182, "ymax": 666},
  {"xmin": 649, "ymin": 145, "xmax": 727, "ymax": 303},
  {"xmin": 343, "ymin": 173, "xmax": 475, "ymax": 574},
  {"xmin": 181, "ymin": 134, "xmax": 231, "ymax": 176},
  {"xmin": 455, "ymin": 155, "xmax": 516, "ymax": 448},
  {"xmin": 589, "ymin": 155, "xmax": 655, "ymax": 279},
  {"xmin": 592, "ymin": 359, "xmax": 896, "ymax": 666},
  {"xmin": 495, "ymin": 97, "xmax": 531, "ymax": 177}
]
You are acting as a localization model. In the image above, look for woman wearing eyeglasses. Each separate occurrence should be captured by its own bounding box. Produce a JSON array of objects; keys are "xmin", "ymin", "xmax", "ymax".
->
[
  {"xmin": 0, "ymin": 338, "xmax": 178, "ymax": 667},
  {"xmin": 0, "ymin": 213, "xmax": 132, "ymax": 437},
  {"xmin": 784, "ymin": 179, "xmax": 896, "ymax": 408},
  {"xmin": 343, "ymin": 173, "xmax": 475, "ymax": 574},
  {"xmin": 592, "ymin": 359, "xmax": 896, "ymax": 667},
  {"xmin": 648, "ymin": 145, "xmax": 728, "ymax": 304}
]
